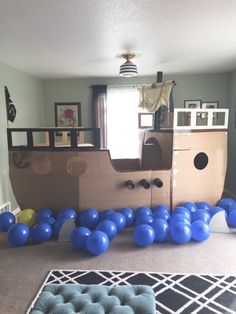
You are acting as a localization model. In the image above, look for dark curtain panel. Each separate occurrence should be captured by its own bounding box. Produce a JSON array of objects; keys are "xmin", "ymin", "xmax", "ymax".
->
[{"xmin": 91, "ymin": 85, "xmax": 107, "ymax": 149}]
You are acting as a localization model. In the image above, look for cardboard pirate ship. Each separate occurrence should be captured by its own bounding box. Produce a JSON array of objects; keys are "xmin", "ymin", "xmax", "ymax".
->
[{"xmin": 7, "ymin": 107, "xmax": 228, "ymax": 212}]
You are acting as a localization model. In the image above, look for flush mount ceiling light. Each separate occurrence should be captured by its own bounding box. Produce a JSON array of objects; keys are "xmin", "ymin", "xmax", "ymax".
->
[{"xmin": 119, "ymin": 53, "xmax": 138, "ymax": 77}]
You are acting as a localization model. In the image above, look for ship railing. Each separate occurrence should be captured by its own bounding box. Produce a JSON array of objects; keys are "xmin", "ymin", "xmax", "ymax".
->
[
  {"xmin": 7, "ymin": 127, "xmax": 100, "ymax": 151},
  {"xmin": 173, "ymin": 108, "xmax": 229, "ymax": 130}
]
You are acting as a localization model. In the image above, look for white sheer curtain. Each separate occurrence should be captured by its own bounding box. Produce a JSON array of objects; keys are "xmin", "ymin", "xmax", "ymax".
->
[{"xmin": 107, "ymin": 86, "xmax": 141, "ymax": 159}]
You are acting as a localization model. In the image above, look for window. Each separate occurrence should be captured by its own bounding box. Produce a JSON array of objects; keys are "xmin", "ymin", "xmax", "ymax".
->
[{"xmin": 107, "ymin": 86, "xmax": 144, "ymax": 159}]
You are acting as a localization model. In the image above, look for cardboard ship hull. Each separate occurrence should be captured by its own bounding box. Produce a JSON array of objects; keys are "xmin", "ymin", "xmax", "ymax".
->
[{"xmin": 8, "ymin": 130, "xmax": 227, "ymax": 212}]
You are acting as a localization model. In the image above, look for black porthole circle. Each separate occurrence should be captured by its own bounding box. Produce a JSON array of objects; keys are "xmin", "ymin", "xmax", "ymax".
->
[{"xmin": 194, "ymin": 152, "xmax": 208, "ymax": 170}]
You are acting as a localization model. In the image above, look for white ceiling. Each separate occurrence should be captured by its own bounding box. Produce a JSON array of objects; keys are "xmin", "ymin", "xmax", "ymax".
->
[{"xmin": 1, "ymin": 0, "xmax": 236, "ymax": 79}]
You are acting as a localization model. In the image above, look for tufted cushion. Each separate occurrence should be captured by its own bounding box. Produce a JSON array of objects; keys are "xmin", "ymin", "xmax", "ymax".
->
[{"xmin": 30, "ymin": 284, "xmax": 155, "ymax": 314}]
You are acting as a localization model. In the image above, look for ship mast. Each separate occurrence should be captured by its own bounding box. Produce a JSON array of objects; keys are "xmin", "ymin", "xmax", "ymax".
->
[{"xmin": 153, "ymin": 71, "xmax": 174, "ymax": 130}]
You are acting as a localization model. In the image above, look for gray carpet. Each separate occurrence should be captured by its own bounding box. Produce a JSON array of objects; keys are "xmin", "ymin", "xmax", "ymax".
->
[{"xmin": 1, "ymin": 229, "xmax": 236, "ymax": 314}]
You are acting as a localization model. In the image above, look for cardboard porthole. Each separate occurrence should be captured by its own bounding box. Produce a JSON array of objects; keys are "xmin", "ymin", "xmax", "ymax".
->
[
  {"xmin": 32, "ymin": 153, "xmax": 52, "ymax": 175},
  {"xmin": 66, "ymin": 156, "xmax": 87, "ymax": 176},
  {"xmin": 194, "ymin": 152, "xmax": 208, "ymax": 170}
]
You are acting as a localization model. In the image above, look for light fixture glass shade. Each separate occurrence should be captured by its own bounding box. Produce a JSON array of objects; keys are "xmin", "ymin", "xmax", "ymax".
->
[{"xmin": 119, "ymin": 61, "xmax": 138, "ymax": 77}]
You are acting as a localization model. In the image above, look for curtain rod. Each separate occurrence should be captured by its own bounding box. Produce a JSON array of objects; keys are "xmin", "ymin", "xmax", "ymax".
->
[{"xmin": 89, "ymin": 80, "xmax": 176, "ymax": 88}]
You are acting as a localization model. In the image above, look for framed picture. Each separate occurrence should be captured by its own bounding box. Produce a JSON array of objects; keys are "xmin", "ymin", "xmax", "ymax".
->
[
  {"xmin": 138, "ymin": 112, "xmax": 154, "ymax": 128},
  {"xmin": 184, "ymin": 100, "xmax": 201, "ymax": 109},
  {"xmin": 201, "ymin": 102, "xmax": 219, "ymax": 119},
  {"xmin": 201, "ymin": 101, "xmax": 219, "ymax": 109},
  {"xmin": 55, "ymin": 102, "xmax": 81, "ymax": 128}
]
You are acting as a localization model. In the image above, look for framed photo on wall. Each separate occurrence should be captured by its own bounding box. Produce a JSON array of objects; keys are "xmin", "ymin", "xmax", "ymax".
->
[
  {"xmin": 201, "ymin": 101, "xmax": 219, "ymax": 109},
  {"xmin": 55, "ymin": 102, "xmax": 81, "ymax": 128},
  {"xmin": 201, "ymin": 102, "xmax": 219, "ymax": 119},
  {"xmin": 184, "ymin": 100, "xmax": 201, "ymax": 109}
]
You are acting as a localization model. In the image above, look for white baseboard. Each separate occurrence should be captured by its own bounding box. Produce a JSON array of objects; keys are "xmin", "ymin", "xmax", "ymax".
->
[
  {"xmin": 12, "ymin": 207, "xmax": 21, "ymax": 216},
  {"xmin": 223, "ymin": 188, "xmax": 236, "ymax": 199},
  {"xmin": 0, "ymin": 201, "xmax": 11, "ymax": 213},
  {"xmin": 0, "ymin": 201, "xmax": 21, "ymax": 216}
]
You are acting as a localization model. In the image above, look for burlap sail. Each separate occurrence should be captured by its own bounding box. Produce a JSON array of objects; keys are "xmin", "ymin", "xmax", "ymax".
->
[{"xmin": 139, "ymin": 80, "xmax": 174, "ymax": 112}]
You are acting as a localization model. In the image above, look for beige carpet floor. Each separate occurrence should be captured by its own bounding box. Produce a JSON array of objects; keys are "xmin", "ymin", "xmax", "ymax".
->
[{"xmin": 0, "ymin": 229, "xmax": 236, "ymax": 314}]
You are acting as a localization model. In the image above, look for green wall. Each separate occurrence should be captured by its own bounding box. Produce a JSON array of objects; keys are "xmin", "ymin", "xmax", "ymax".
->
[
  {"xmin": 169, "ymin": 73, "xmax": 229, "ymax": 109},
  {"xmin": 43, "ymin": 73, "xmax": 229, "ymax": 127},
  {"xmin": 225, "ymin": 71, "xmax": 236, "ymax": 195},
  {"xmin": 43, "ymin": 76, "xmax": 154, "ymax": 127},
  {"xmin": 0, "ymin": 62, "xmax": 44, "ymax": 210}
]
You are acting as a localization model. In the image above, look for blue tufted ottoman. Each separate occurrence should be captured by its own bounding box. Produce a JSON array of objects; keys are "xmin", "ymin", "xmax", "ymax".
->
[{"xmin": 30, "ymin": 283, "xmax": 156, "ymax": 314}]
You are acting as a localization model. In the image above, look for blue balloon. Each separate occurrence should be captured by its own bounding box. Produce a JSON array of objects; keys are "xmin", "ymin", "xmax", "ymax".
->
[
  {"xmin": 195, "ymin": 202, "xmax": 211, "ymax": 211},
  {"xmin": 170, "ymin": 222, "xmax": 191, "ymax": 244},
  {"xmin": 7, "ymin": 223, "xmax": 30, "ymax": 247},
  {"xmin": 31, "ymin": 222, "xmax": 52, "ymax": 244},
  {"xmin": 152, "ymin": 205, "xmax": 170, "ymax": 214},
  {"xmin": 36, "ymin": 208, "xmax": 54, "ymax": 223},
  {"xmin": 52, "ymin": 217, "xmax": 68, "ymax": 237},
  {"xmin": 217, "ymin": 198, "xmax": 236, "ymax": 213},
  {"xmin": 170, "ymin": 214, "xmax": 191, "ymax": 226},
  {"xmin": 227, "ymin": 210, "xmax": 236, "ymax": 227},
  {"xmin": 151, "ymin": 218, "xmax": 170, "ymax": 242},
  {"xmin": 41, "ymin": 217, "xmax": 56, "ymax": 226},
  {"xmin": 172, "ymin": 206, "xmax": 191, "ymax": 221},
  {"xmin": 0, "ymin": 211, "xmax": 15, "ymax": 232},
  {"xmin": 192, "ymin": 209, "xmax": 211, "ymax": 223},
  {"xmin": 71, "ymin": 227, "xmax": 91, "ymax": 249},
  {"xmin": 209, "ymin": 206, "xmax": 225, "ymax": 217},
  {"xmin": 135, "ymin": 215, "xmax": 154, "ymax": 226},
  {"xmin": 134, "ymin": 224, "xmax": 155, "ymax": 247},
  {"xmin": 79, "ymin": 208, "xmax": 99, "ymax": 229},
  {"xmin": 109, "ymin": 212, "xmax": 126, "ymax": 232},
  {"xmin": 100, "ymin": 210, "xmax": 115, "ymax": 221},
  {"xmin": 86, "ymin": 231, "xmax": 109, "ymax": 255},
  {"xmin": 152, "ymin": 210, "xmax": 170, "ymax": 222},
  {"xmin": 96, "ymin": 219, "xmax": 117, "ymax": 240},
  {"xmin": 57, "ymin": 208, "xmax": 77, "ymax": 221},
  {"xmin": 191, "ymin": 221, "xmax": 211, "ymax": 242},
  {"xmin": 119, "ymin": 207, "xmax": 134, "ymax": 226},
  {"xmin": 181, "ymin": 202, "xmax": 197, "ymax": 213},
  {"xmin": 134, "ymin": 207, "xmax": 152, "ymax": 220},
  {"xmin": 228, "ymin": 203, "xmax": 236, "ymax": 212}
]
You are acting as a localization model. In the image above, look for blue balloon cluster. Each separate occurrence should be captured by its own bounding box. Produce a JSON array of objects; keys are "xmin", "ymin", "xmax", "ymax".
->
[
  {"xmin": 132, "ymin": 202, "xmax": 213, "ymax": 247},
  {"xmin": 2, "ymin": 207, "xmax": 79, "ymax": 247},
  {"xmin": 5, "ymin": 207, "xmax": 56, "ymax": 246},
  {"xmin": 131, "ymin": 198, "xmax": 236, "ymax": 247},
  {"xmin": 2, "ymin": 197, "xmax": 236, "ymax": 253},
  {"xmin": 71, "ymin": 207, "xmax": 133, "ymax": 255},
  {"xmin": 71, "ymin": 201, "xmax": 222, "ymax": 254}
]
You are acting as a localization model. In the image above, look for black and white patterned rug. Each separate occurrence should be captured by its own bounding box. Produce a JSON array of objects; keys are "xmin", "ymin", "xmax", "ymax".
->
[{"xmin": 27, "ymin": 269, "xmax": 236, "ymax": 314}]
